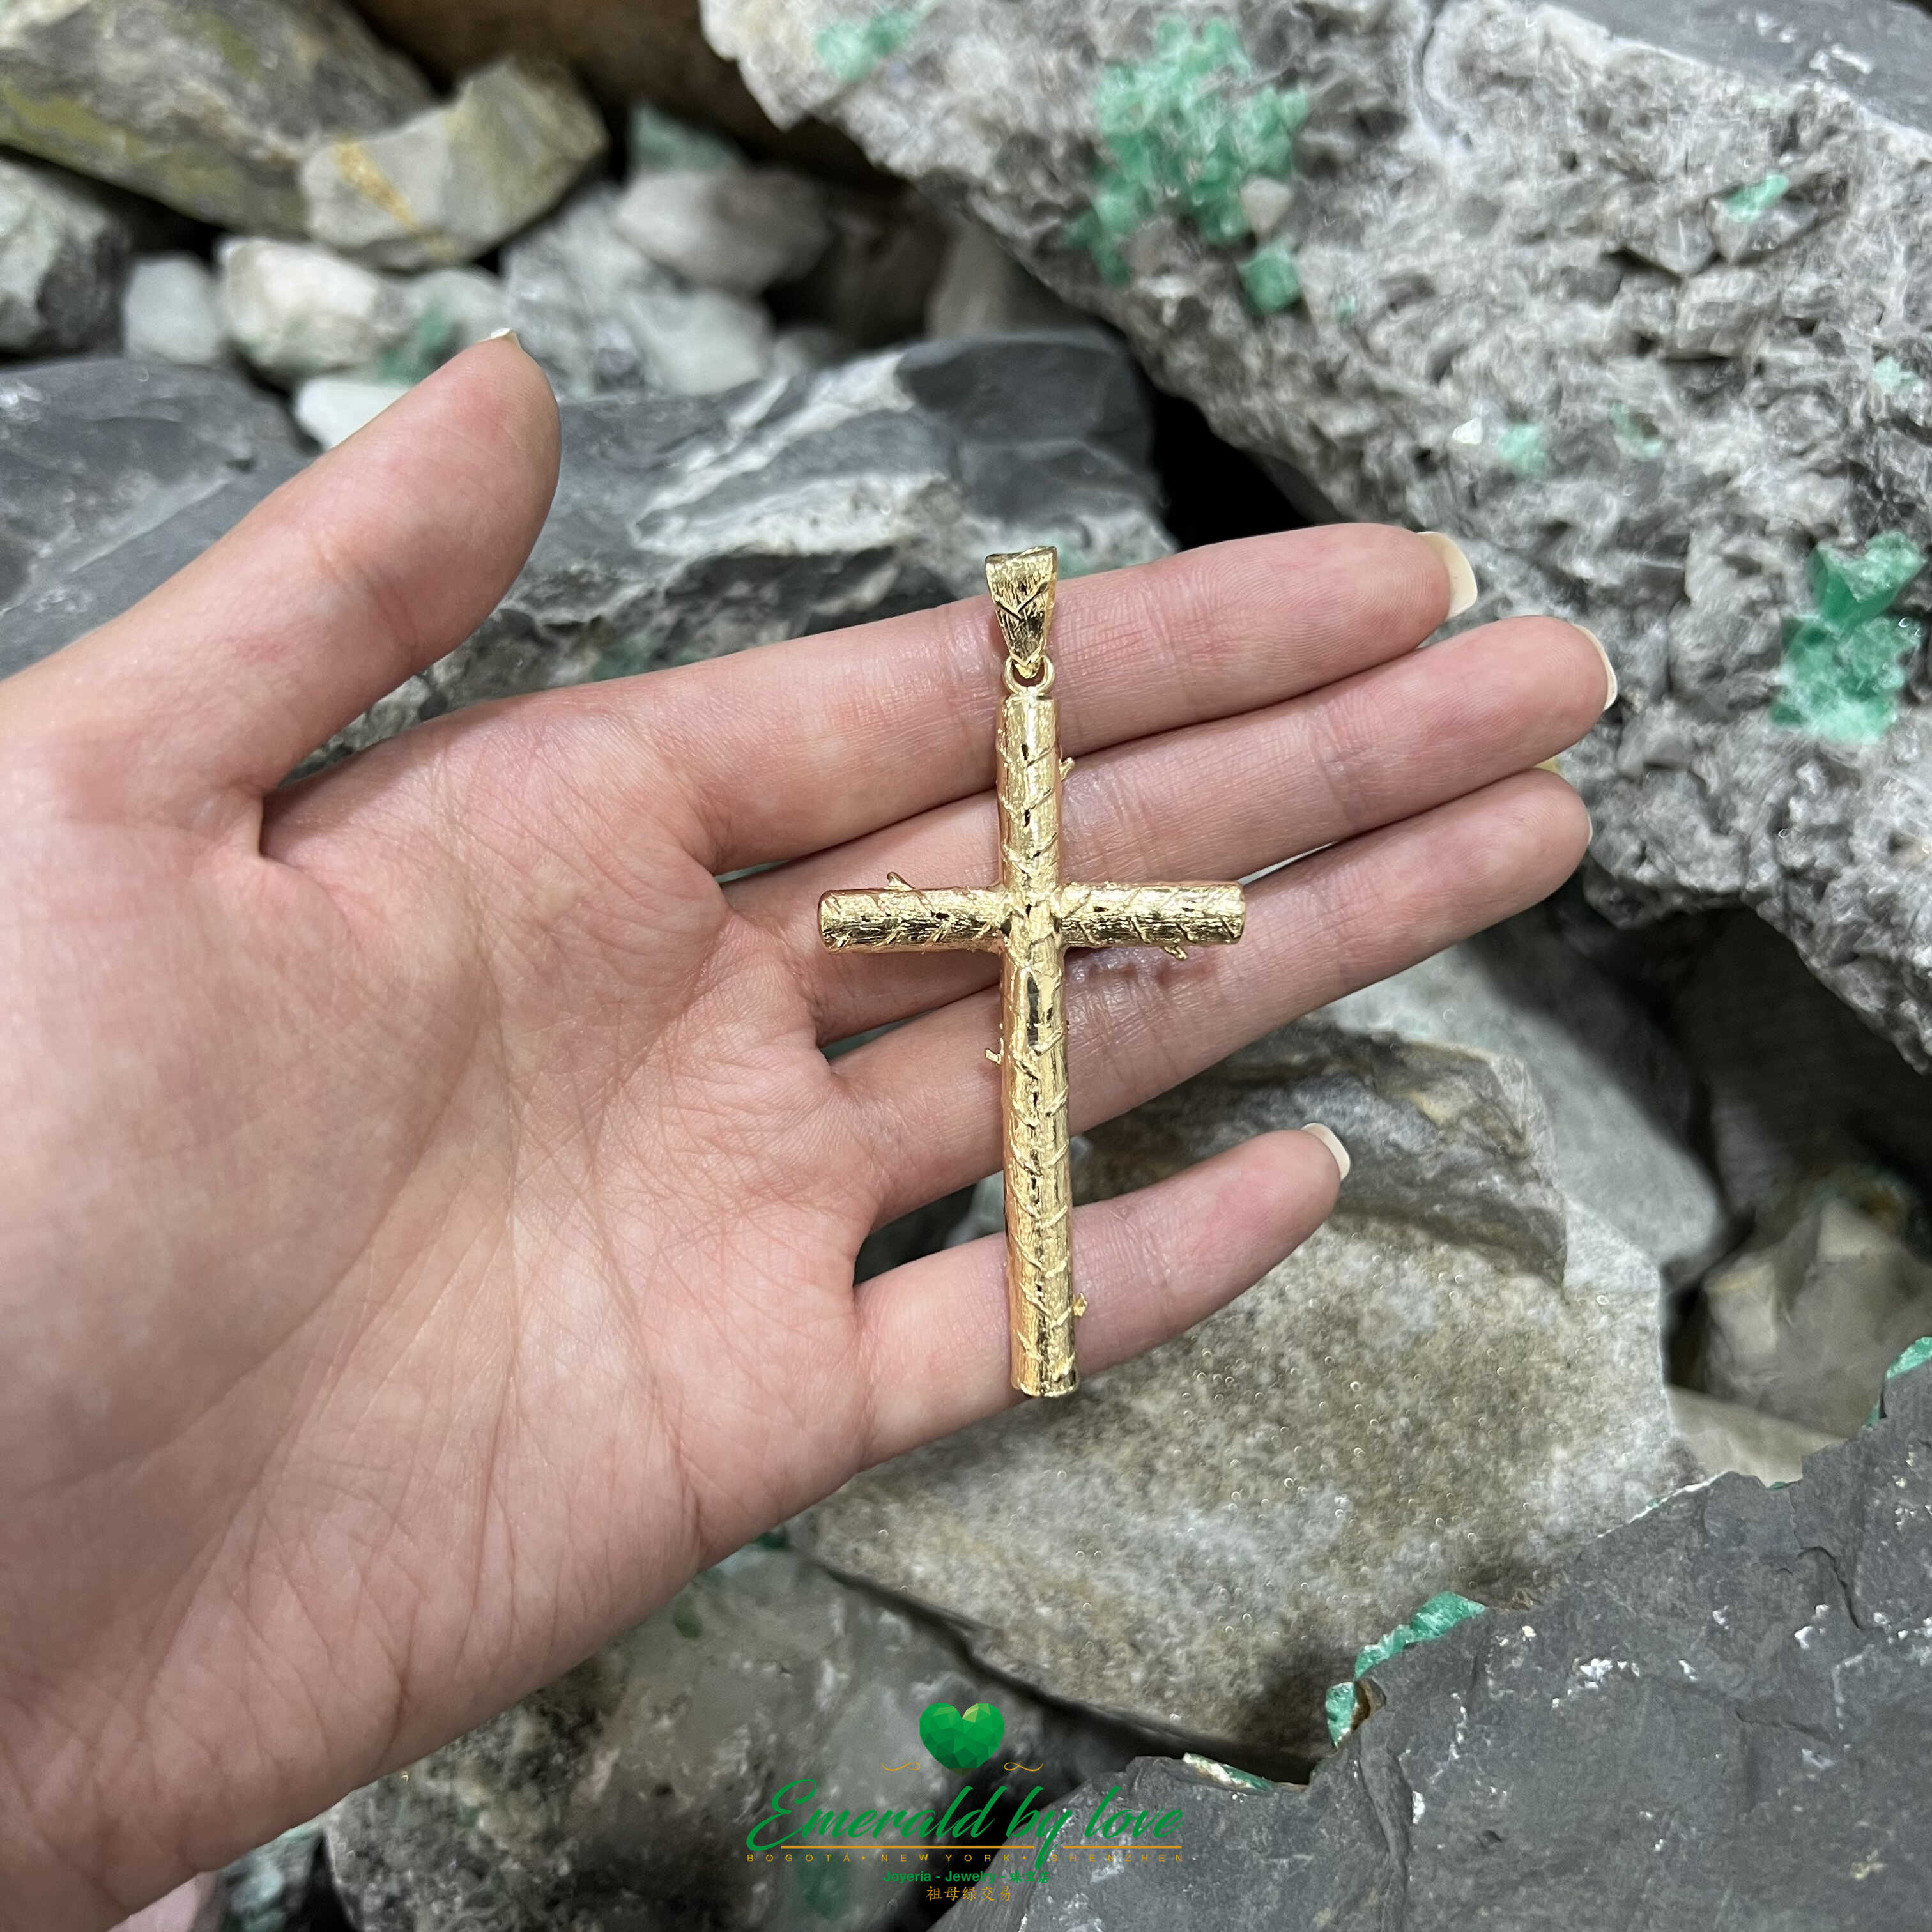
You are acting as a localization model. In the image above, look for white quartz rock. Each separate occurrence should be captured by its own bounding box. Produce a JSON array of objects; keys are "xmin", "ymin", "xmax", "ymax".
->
[
  {"xmin": 219, "ymin": 238, "xmax": 509, "ymax": 386},
  {"xmin": 293, "ymin": 376, "xmax": 412, "ymax": 448},
  {"xmin": 505, "ymin": 185, "xmax": 773, "ymax": 395},
  {"xmin": 769, "ymin": 322, "xmax": 848, "ymax": 376},
  {"xmin": 302, "ymin": 56, "xmax": 607, "ymax": 271},
  {"xmin": 121, "ymin": 255, "xmax": 227, "ymax": 365},
  {"xmin": 925, "ymin": 218, "xmax": 1085, "ymax": 339},
  {"xmin": 626, "ymin": 282, "xmax": 773, "ymax": 395},
  {"xmin": 220, "ymin": 238, "xmax": 405, "ymax": 383},
  {"xmin": 611, "ymin": 166, "xmax": 829, "ymax": 296}
]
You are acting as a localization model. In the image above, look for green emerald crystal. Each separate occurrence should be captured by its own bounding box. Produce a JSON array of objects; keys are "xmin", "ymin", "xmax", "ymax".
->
[
  {"xmin": 1068, "ymin": 19, "xmax": 1307, "ymax": 284},
  {"xmin": 1772, "ymin": 533, "xmax": 1925, "ymax": 742},
  {"xmin": 1239, "ymin": 243, "xmax": 1301, "ymax": 314}
]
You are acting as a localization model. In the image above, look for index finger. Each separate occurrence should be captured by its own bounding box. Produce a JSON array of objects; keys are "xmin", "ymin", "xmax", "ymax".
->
[{"xmin": 593, "ymin": 524, "xmax": 1467, "ymax": 874}]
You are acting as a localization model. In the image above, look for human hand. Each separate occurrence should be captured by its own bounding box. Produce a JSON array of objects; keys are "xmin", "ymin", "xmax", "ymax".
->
[{"xmin": 0, "ymin": 339, "xmax": 1610, "ymax": 1927}]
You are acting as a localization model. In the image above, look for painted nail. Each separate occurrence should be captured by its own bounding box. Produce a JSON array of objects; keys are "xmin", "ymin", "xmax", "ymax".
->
[
  {"xmin": 1418, "ymin": 531, "xmax": 1478, "ymax": 618},
  {"xmin": 1575, "ymin": 624, "xmax": 1618, "ymax": 710},
  {"xmin": 1301, "ymin": 1123, "xmax": 1351, "ymax": 1181},
  {"xmin": 486, "ymin": 326, "xmax": 523, "ymax": 348}
]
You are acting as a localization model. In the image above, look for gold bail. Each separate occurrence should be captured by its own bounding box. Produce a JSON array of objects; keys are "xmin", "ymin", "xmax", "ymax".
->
[{"xmin": 985, "ymin": 546, "xmax": 1059, "ymax": 680}]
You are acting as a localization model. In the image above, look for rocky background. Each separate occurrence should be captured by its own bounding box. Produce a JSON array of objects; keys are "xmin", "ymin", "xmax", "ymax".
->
[{"xmin": 6, "ymin": 3, "xmax": 1931, "ymax": 1929}]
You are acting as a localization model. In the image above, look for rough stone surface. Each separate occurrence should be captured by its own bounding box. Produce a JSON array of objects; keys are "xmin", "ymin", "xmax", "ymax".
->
[
  {"xmin": 321, "ymin": 329, "xmax": 1169, "ymax": 761},
  {"xmin": 0, "ymin": 358, "xmax": 302, "ymax": 677},
  {"xmin": 219, "ymin": 239, "xmax": 404, "ymax": 385},
  {"xmin": 0, "ymin": 334, "xmax": 1167, "ymax": 773},
  {"xmin": 613, "ymin": 164, "xmax": 831, "ymax": 296},
  {"xmin": 1326, "ymin": 907, "xmax": 1726, "ymax": 1280},
  {"xmin": 710, "ymin": 0, "xmax": 1932, "ymax": 1070},
  {"xmin": 0, "ymin": 153, "xmax": 127, "ymax": 354},
  {"xmin": 301, "ymin": 56, "xmax": 608, "ymax": 270},
  {"xmin": 942, "ymin": 1358, "xmax": 1932, "ymax": 1929},
  {"xmin": 503, "ymin": 184, "xmax": 775, "ymax": 396},
  {"xmin": 218, "ymin": 240, "xmax": 507, "ymax": 387},
  {"xmin": 0, "ymin": 0, "xmax": 433, "ymax": 234},
  {"xmin": 120, "ymin": 255, "xmax": 227, "ymax": 367},
  {"xmin": 346, "ymin": 0, "xmax": 870, "ymax": 178},
  {"xmin": 326, "ymin": 1543, "xmax": 1139, "ymax": 1932},
  {"xmin": 796, "ymin": 1016, "xmax": 1694, "ymax": 1770},
  {"xmin": 1696, "ymin": 1184, "xmax": 1932, "ymax": 1438},
  {"xmin": 1666, "ymin": 1385, "xmax": 1840, "ymax": 1487}
]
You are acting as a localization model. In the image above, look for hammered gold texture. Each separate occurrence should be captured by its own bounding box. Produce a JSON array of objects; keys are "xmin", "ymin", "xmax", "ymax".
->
[{"xmin": 818, "ymin": 548, "xmax": 1246, "ymax": 1397}]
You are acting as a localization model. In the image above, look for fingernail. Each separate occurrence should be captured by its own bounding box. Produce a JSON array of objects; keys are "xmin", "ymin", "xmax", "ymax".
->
[
  {"xmin": 1301, "ymin": 1123, "xmax": 1351, "ymax": 1181},
  {"xmin": 1575, "ymin": 624, "xmax": 1618, "ymax": 710},
  {"xmin": 486, "ymin": 326, "xmax": 523, "ymax": 348},
  {"xmin": 1536, "ymin": 759, "xmax": 1595, "ymax": 838},
  {"xmin": 1418, "ymin": 532, "xmax": 1478, "ymax": 618}
]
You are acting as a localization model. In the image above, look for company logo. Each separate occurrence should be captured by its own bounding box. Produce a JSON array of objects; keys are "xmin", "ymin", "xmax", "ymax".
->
[
  {"xmin": 918, "ymin": 1699, "xmax": 1005, "ymax": 1770},
  {"xmin": 744, "ymin": 1687, "xmax": 1185, "ymax": 1911}
]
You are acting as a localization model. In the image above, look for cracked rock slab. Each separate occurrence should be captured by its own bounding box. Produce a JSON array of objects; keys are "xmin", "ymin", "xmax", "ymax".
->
[
  {"xmin": 796, "ymin": 1014, "xmax": 1692, "ymax": 1770},
  {"xmin": 0, "ymin": 358, "xmax": 302, "ymax": 677},
  {"xmin": 0, "ymin": 335, "xmax": 1169, "ymax": 777},
  {"xmin": 325, "ymin": 1543, "xmax": 1137, "ymax": 1932},
  {"xmin": 318, "ymin": 328, "xmax": 1170, "ymax": 762},
  {"xmin": 941, "ymin": 1359, "xmax": 1932, "ymax": 1930},
  {"xmin": 709, "ymin": 0, "xmax": 1932, "ymax": 1070}
]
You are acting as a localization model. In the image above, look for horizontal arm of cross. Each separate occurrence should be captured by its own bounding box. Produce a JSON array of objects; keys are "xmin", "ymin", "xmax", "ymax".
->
[
  {"xmin": 818, "ymin": 880, "xmax": 1008, "ymax": 952},
  {"xmin": 818, "ymin": 877, "xmax": 1244, "ymax": 955},
  {"xmin": 1057, "ymin": 882, "xmax": 1245, "ymax": 953}
]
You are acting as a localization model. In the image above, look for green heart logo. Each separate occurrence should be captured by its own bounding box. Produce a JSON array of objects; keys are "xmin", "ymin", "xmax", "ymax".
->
[{"xmin": 918, "ymin": 1699, "xmax": 1006, "ymax": 1771}]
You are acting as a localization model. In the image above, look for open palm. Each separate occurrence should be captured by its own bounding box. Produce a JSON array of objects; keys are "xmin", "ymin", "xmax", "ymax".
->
[{"xmin": 0, "ymin": 341, "xmax": 1609, "ymax": 1928}]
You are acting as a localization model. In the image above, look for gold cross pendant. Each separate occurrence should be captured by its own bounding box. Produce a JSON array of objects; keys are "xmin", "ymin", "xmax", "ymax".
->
[{"xmin": 818, "ymin": 548, "xmax": 1246, "ymax": 1397}]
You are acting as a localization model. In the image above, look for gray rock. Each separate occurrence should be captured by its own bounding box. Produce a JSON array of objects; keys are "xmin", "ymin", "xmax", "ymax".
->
[
  {"xmin": 218, "ymin": 1821, "xmax": 325, "ymax": 1932},
  {"xmin": 708, "ymin": 0, "xmax": 1932, "ymax": 1070},
  {"xmin": 1324, "ymin": 908, "xmax": 1727, "ymax": 1281},
  {"xmin": 613, "ymin": 166, "xmax": 831, "ymax": 296},
  {"xmin": 795, "ymin": 1017, "xmax": 1693, "ymax": 1770},
  {"xmin": 0, "ymin": 335, "xmax": 1168, "ymax": 774},
  {"xmin": 1695, "ymin": 1183, "xmax": 1932, "ymax": 1438},
  {"xmin": 300, "ymin": 56, "xmax": 608, "ymax": 272},
  {"xmin": 326, "ymin": 329, "xmax": 1169, "ymax": 760},
  {"xmin": 941, "ymin": 1357, "xmax": 1932, "ymax": 1930},
  {"xmin": 0, "ymin": 358, "xmax": 302, "ymax": 677},
  {"xmin": 503, "ymin": 185, "xmax": 776, "ymax": 397},
  {"xmin": 0, "ymin": 0, "xmax": 432, "ymax": 234},
  {"xmin": 120, "ymin": 255, "xmax": 227, "ymax": 367},
  {"xmin": 325, "ymin": 1542, "xmax": 1140, "ymax": 1932},
  {"xmin": 0, "ymin": 153, "xmax": 127, "ymax": 354}
]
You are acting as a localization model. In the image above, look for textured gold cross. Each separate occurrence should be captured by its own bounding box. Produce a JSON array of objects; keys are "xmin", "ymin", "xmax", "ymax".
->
[{"xmin": 818, "ymin": 548, "xmax": 1245, "ymax": 1397}]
